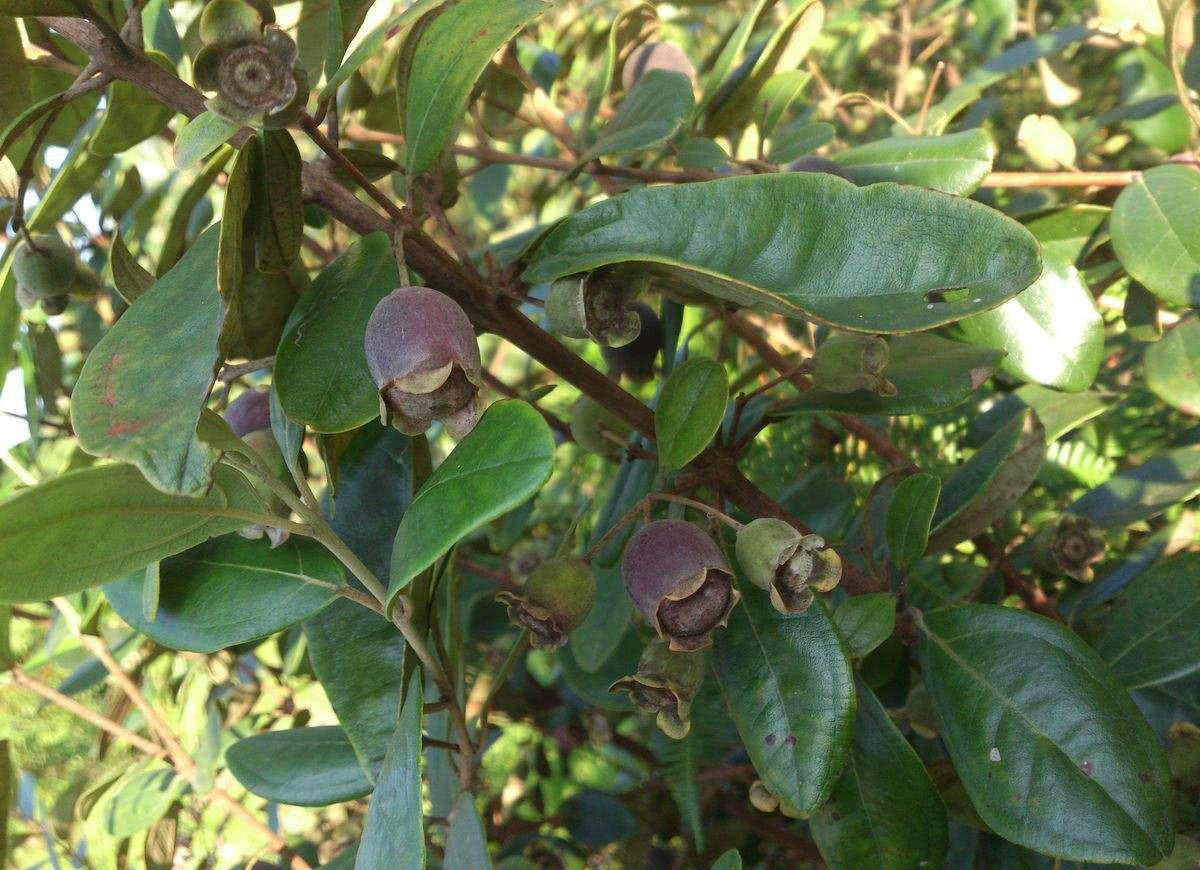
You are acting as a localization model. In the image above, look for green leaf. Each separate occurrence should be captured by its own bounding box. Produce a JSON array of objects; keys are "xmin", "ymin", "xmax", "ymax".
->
[
  {"xmin": 0, "ymin": 0, "xmax": 87, "ymax": 13},
  {"xmin": 103, "ymin": 536, "xmax": 341, "ymax": 653},
  {"xmin": 917, "ymin": 605, "xmax": 1174, "ymax": 864},
  {"xmin": 776, "ymin": 334, "xmax": 1002, "ymax": 416},
  {"xmin": 174, "ymin": 110, "xmax": 239, "ymax": 168},
  {"xmin": 926, "ymin": 409, "xmax": 1045, "ymax": 552},
  {"xmin": 270, "ymin": 384, "xmax": 305, "ymax": 476},
  {"xmin": 404, "ymin": 0, "xmax": 548, "ymax": 177},
  {"xmin": 0, "ymin": 740, "xmax": 9, "ymax": 866},
  {"xmin": 90, "ymin": 51, "xmax": 176, "ymax": 156},
  {"xmin": 523, "ymin": 174, "xmax": 1041, "ymax": 333},
  {"xmin": 72, "ymin": 227, "xmax": 223, "ymax": 495},
  {"xmin": 98, "ymin": 766, "xmax": 186, "ymax": 838},
  {"xmin": 656, "ymin": 357, "xmax": 728, "ymax": 471},
  {"xmin": 1111, "ymin": 165, "xmax": 1200, "ymax": 306},
  {"xmin": 956, "ymin": 252, "xmax": 1103, "ymax": 392},
  {"xmin": 1068, "ymin": 443, "xmax": 1200, "ymax": 529},
  {"xmin": 833, "ymin": 130, "xmax": 995, "ymax": 195},
  {"xmin": 0, "ymin": 464, "xmax": 250, "ymax": 604},
  {"xmin": 218, "ymin": 141, "xmax": 254, "ymax": 304},
  {"xmin": 274, "ymin": 232, "xmax": 398, "ymax": 433},
  {"xmin": 810, "ymin": 683, "xmax": 947, "ymax": 870},
  {"xmin": 1095, "ymin": 553, "xmax": 1200, "ymax": 690},
  {"xmin": 711, "ymin": 850, "xmax": 742, "ymax": 870},
  {"xmin": 254, "ymin": 130, "xmax": 304, "ymax": 273},
  {"xmin": 356, "ymin": 670, "xmax": 424, "ymax": 870},
  {"xmin": 832, "ymin": 593, "xmax": 896, "ymax": 658},
  {"xmin": 108, "ymin": 230, "xmax": 155, "ymax": 304},
  {"xmin": 445, "ymin": 793, "xmax": 491, "ymax": 869},
  {"xmin": 227, "ymin": 726, "xmax": 373, "ymax": 806},
  {"xmin": 885, "ymin": 474, "xmax": 940, "ymax": 569},
  {"xmin": 319, "ymin": 0, "xmax": 447, "ymax": 102},
  {"xmin": 756, "ymin": 70, "xmax": 811, "ymax": 138},
  {"xmin": 0, "ymin": 18, "xmax": 32, "ymax": 148},
  {"xmin": 387, "ymin": 401, "xmax": 555, "ymax": 608},
  {"xmin": 1124, "ymin": 281, "xmax": 1162, "ymax": 342},
  {"xmin": 569, "ymin": 563, "xmax": 632, "ymax": 671},
  {"xmin": 1025, "ymin": 204, "xmax": 1110, "ymax": 263},
  {"xmin": 712, "ymin": 588, "xmax": 855, "ymax": 816},
  {"xmin": 579, "ymin": 70, "xmax": 694, "ymax": 165},
  {"xmin": 1146, "ymin": 320, "xmax": 1200, "ymax": 415}
]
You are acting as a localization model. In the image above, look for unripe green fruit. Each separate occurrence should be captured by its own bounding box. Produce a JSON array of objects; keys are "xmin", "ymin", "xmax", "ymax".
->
[
  {"xmin": 609, "ymin": 639, "xmax": 704, "ymax": 738},
  {"xmin": 545, "ymin": 271, "xmax": 640, "ymax": 348},
  {"xmin": 13, "ymin": 234, "xmax": 78, "ymax": 298},
  {"xmin": 200, "ymin": 0, "xmax": 263, "ymax": 46},
  {"xmin": 811, "ymin": 331, "xmax": 896, "ymax": 396},
  {"xmin": 496, "ymin": 557, "xmax": 596, "ymax": 650},
  {"xmin": 735, "ymin": 517, "xmax": 841, "ymax": 614}
]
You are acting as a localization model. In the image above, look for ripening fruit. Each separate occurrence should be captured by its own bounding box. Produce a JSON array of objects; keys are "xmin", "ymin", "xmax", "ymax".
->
[
  {"xmin": 735, "ymin": 517, "xmax": 841, "ymax": 614},
  {"xmin": 224, "ymin": 388, "xmax": 272, "ymax": 438},
  {"xmin": 602, "ymin": 302, "xmax": 661, "ymax": 381},
  {"xmin": 495, "ymin": 557, "xmax": 596, "ymax": 650},
  {"xmin": 622, "ymin": 519, "xmax": 739, "ymax": 651},
  {"xmin": 40, "ymin": 295, "xmax": 70, "ymax": 316},
  {"xmin": 12, "ymin": 234, "xmax": 78, "ymax": 299},
  {"xmin": 786, "ymin": 155, "xmax": 851, "ymax": 180},
  {"xmin": 622, "ymin": 42, "xmax": 696, "ymax": 91},
  {"xmin": 609, "ymin": 638, "xmax": 704, "ymax": 738},
  {"xmin": 364, "ymin": 287, "xmax": 484, "ymax": 438}
]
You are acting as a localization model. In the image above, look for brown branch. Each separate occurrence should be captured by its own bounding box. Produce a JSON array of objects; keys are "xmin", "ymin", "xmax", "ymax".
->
[
  {"xmin": 980, "ymin": 170, "xmax": 1141, "ymax": 188},
  {"xmin": 973, "ymin": 534, "xmax": 1059, "ymax": 620}
]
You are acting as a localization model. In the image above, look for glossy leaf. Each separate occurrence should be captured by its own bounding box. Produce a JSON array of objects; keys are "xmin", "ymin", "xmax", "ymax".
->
[
  {"xmin": 579, "ymin": 70, "xmax": 693, "ymax": 165},
  {"xmin": 104, "ymin": 536, "xmax": 341, "ymax": 653},
  {"xmin": 968, "ymin": 385, "xmax": 1107, "ymax": 446},
  {"xmin": 275, "ymin": 232, "xmax": 399, "ymax": 433},
  {"xmin": 1146, "ymin": 320, "xmax": 1200, "ymax": 415},
  {"xmin": 90, "ymin": 52, "xmax": 176, "ymax": 156},
  {"xmin": 832, "ymin": 593, "xmax": 896, "ymax": 658},
  {"xmin": 524, "ymin": 174, "xmax": 1041, "ymax": 333},
  {"xmin": 656, "ymin": 357, "xmax": 728, "ymax": 471},
  {"xmin": 712, "ymin": 588, "xmax": 855, "ymax": 816},
  {"xmin": 387, "ymin": 401, "xmax": 555, "ymax": 607},
  {"xmin": 72, "ymin": 227, "xmax": 223, "ymax": 495},
  {"xmin": 445, "ymin": 792, "xmax": 491, "ymax": 869},
  {"xmin": 833, "ymin": 129, "xmax": 994, "ymax": 195},
  {"xmin": 0, "ymin": 464, "xmax": 249, "ymax": 604},
  {"xmin": 926, "ymin": 410, "xmax": 1045, "ymax": 552},
  {"xmin": 404, "ymin": 0, "xmax": 548, "ymax": 177},
  {"xmin": 918, "ymin": 605, "xmax": 1174, "ymax": 864},
  {"xmin": 885, "ymin": 473, "xmax": 940, "ymax": 569},
  {"xmin": 1110, "ymin": 165, "xmax": 1200, "ymax": 306},
  {"xmin": 810, "ymin": 683, "xmax": 947, "ymax": 870},
  {"xmin": 1095, "ymin": 553, "xmax": 1200, "ymax": 690},
  {"xmin": 777, "ymin": 334, "xmax": 1002, "ymax": 416},
  {"xmin": 319, "ymin": 0, "xmax": 447, "ymax": 102},
  {"xmin": 356, "ymin": 671, "xmax": 424, "ymax": 870},
  {"xmin": 227, "ymin": 726, "xmax": 373, "ymax": 806},
  {"xmin": 956, "ymin": 254, "xmax": 1103, "ymax": 393},
  {"xmin": 1068, "ymin": 443, "xmax": 1200, "ymax": 529},
  {"xmin": 174, "ymin": 110, "xmax": 239, "ymax": 168}
]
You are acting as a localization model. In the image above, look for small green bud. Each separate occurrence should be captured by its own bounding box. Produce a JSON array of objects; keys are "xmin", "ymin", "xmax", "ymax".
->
[
  {"xmin": 13, "ymin": 234, "xmax": 78, "ymax": 298},
  {"xmin": 811, "ymin": 332, "xmax": 896, "ymax": 396},
  {"xmin": 570, "ymin": 396, "xmax": 631, "ymax": 457},
  {"xmin": 199, "ymin": 0, "xmax": 263, "ymax": 46},
  {"xmin": 496, "ymin": 557, "xmax": 596, "ymax": 650},
  {"xmin": 1034, "ymin": 514, "xmax": 1106, "ymax": 582},
  {"xmin": 735, "ymin": 517, "xmax": 841, "ymax": 614},
  {"xmin": 608, "ymin": 639, "xmax": 704, "ymax": 739},
  {"xmin": 545, "ymin": 270, "xmax": 640, "ymax": 347}
]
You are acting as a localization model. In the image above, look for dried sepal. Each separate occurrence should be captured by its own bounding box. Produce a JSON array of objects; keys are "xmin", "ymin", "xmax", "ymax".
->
[
  {"xmin": 811, "ymin": 332, "xmax": 896, "ymax": 396},
  {"xmin": 496, "ymin": 557, "xmax": 596, "ymax": 650},
  {"xmin": 608, "ymin": 639, "xmax": 704, "ymax": 738},
  {"xmin": 735, "ymin": 517, "xmax": 841, "ymax": 614}
]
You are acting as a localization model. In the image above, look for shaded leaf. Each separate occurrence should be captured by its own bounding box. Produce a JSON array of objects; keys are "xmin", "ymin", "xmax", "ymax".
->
[
  {"xmin": 1068, "ymin": 443, "xmax": 1200, "ymax": 529},
  {"xmin": 227, "ymin": 726, "xmax": 373, "ymax": 806},
  {"xmin": 319, "ymin": 0, "xmax": 448, "ymax": 102},
  {"xmin": 254, "ymin": 130, "xmax": 304, "ymax": 273},
  {"xmin": 524, "ymin": 174, "xmax": 1041, "ymax": 333},
  {"xmin": 885, "ymin": 474, "xmax": 940, "ymax": 569},
  {"xmin": 445, "ymin": 792, "xmax": 491, "ymax": 869},
  {"xmin": 579, "ymin": 70, "xmax": 693, "ymax": 165},
  {"xmin": 174, "ymin": 110, "xmax": 239, "ymax": 168},
  {"xmin": 1111, "ymin": 165, "xmax": 1200, "ymax": 306},
  {"xmin": 1146, "ymin": 320, "xmax": 1200, "ymax": 415},
  {"xmin": 656, "ymin": 357, "xmax": 728, "ymax": 471},
  {"xmin": 832, "ymin": 593, "xmax": 896, "ymax": 658},
  {"xmin": 108, "ymin": 230, "xmax": 155, "ymax": 304},
  {"xmin": 98, "ymin": 766, "xmax": 186, "ymax": 838}
]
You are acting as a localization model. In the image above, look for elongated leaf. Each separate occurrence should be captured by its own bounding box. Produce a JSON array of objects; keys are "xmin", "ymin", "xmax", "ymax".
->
[
  {"xmin": 956, "ymin": 253, "xmax": 1103, "ymax": 393},
  {"xmin": 0, "ymin": 18, "xmax": 31, "ymax": 149},
  {"xmin": 918, "ymin": 605, "xmax": 1173, "ymax": 864},
  {"xmin": 227, "ymin": 727, "xmax": 373, "ymax": 806},
  {"xmin": 832, "ymin": 593, "xmax": 896, "ymax": 658},
  {"xmin": 524, "ymin": 174, "xmax": 1041, "ymax": 333},
  {"xmin": 72, "ymin": 227, "xmax": 223, "ymax": 495},
  {"xmin": 757, "ymin": 70, "xmax": 811, "ymax": 138},
  {"xmin": 0, "ymin": 0, "xmax": 86, "ymax": 13},
  {"xmin": 1095, "ymin": 553, "xmax": 1200, "ymax": 689},
  {"xmin": 404, "ymin": 0, "xmax": 548, "ymax": 176},
  {"xmin": 445, "ymin": 793, "xmax": 491, "ymax": 869},
  {"xmin": 387, "ymin": 401, "xmax": 555, "ymax": 607},
  {"xmin": 1146, "ymin": 320, "xmax": 1200, "ymax": 415},
  {"xmin": 926, "ymin": 410, "xmax": 1045, "ymax": 552},
  {"xmin": 218, "ymin": 142, "xmax": 254, "ymax": 303},
  {"xmin": 885, "ymin": 474, "xmax": 940, "ymax": 569},
  {"xmin": 810, "ymin": 683, "xmax": 947, "ymax": 870},
  {"xmin": 254, "ymin": 130, "xmax": 304, "ymax": 273},
  {"xmin": 275, "ymin": 232, "xmax": 398, "ymax": 433},
  {"xmin": 98, "ymin": 767, "xmax": 186, "ymax": 838},
  {"xmin": 777, "ymin": 334, "xmax": 1002, "ymax": 416},
  {"xmin": 319, "ymin": 0, "xmax": 448, "ymax": 102},
  {"xmin": 356, "ymin": 671, "xmax": 424, "ymax": 870},
  {"xmin": 90, "ymin": 51, "xmax": 176, "ymax": 156},
  {"xmin": 579, "ymin": 70, "xmax": 693, "ymax": 165},
  {"xmin": 656, "ymin": 357, "xmax": 728, "ymax": 471},
  {"xmin": 108, "ymin": 230, "xmax": 155, "ymax": 304},
  {"xmin": 968, "ymin": 384, "xmax": 1107, "ymax": 446},
  {"xmin": 175, "ymin": 110, "xmax": 239, "ymax": 168},
  {"xmin": 712, "ymin": 588, "xmax": 855, "ymax": 816},
  {"xmin": 833, "ymin": 130, "xmax": 994, "ymax": 195},
  {"xmin": 104, "ymin": 536, "xmax": 341, "ymax": 653},
  {"xmin": 1068, "ymin": 443, "xmax": 1200, "ymax": 529},
  {"xmin": 0, "ymin": 464, "xmax": 249, "ymax": 604},
  {"xmin": 569, "ymin": 563, "xmax": 632, "ymax": 671},
  {"xmin": 1111, "ymin": 165, "xmax": 1200, "ymax": 306}
]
